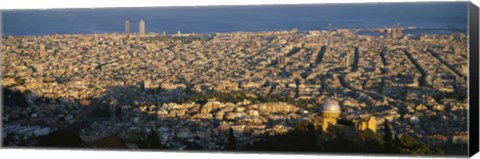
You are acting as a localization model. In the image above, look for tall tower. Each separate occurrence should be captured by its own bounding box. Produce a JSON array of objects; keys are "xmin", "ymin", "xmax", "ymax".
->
[
  {"xmin": 39, "ymin": 43, "xmax": 45, "ymax": 51},
  {"xmin": 39, "ymin": 44, "xmax": 46, "ymax": 57},
  {"xmin": 139, "ymin": 20, "xmax": 145, "ymax": 36},
  {"xmin": 328, "ymin": 24, "xmax": 333, "ymax": 46},
  {"xmin": 277, "ymin": 52, "xmax": 286, "ymax": 68},
  {"xmin": 391, "ymin": 28, "xmax": 396, "ymax": 39},
  {"xmin": 396, "ymin": 22, "xmax": 403, "ymax": 37},
  {"xmin": 347, "ymin": 52, "xmax": 355, "ymax": 67},
  {"xmin": 124, "ymin": 20, "xmax": 130, "ymax": 34}
]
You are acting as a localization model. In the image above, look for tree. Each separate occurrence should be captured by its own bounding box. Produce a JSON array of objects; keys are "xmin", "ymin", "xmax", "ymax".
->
[
  {"xmin": 244, "ymin": 120, "xmax": 445, "ymax": 155},
  {"xmin": 3, "ymin": 87, "xmax": 29, "ymax": 108},
  {"xmin": 297, "ymin": 122, "xmax": 317, "ymax": 147},
  {"xmin": 321, "ymin": 129, "xmax": 385, "ymax": 153},
  {"xmin": 226, "ymin": 128, "xmax": 237, "ymax": 150},
  {"xmin": 3, "ymin": 133, "xmax": 15, "ymax": 146},
  {"xmin": 393, "ymin": 134, "xmax": 445, "ymax": 155},
  {"xmin": 136, "ymin": 131, "xmax": 167, "ymax": 149},
  {"xmin": 148, "ymin": 131, "xmax": 167, "ymax": 149},
  {"xmin": 244, "ymin": 121, "xmax": 320, "ymax": 152},
  {"xmin": 383, "ymin": 120, "xmax": 394, "ymax": 152},
  {"xmin": 358, "ymin": 130, "xmax": 385, "ymax": 153},
  {"xmin": 38, "ymin": 130, "xmax": 83, "ymax": 147},
  {"xmin": 322, "ymin": 133, "xmax": 362, "ymax": 152}
]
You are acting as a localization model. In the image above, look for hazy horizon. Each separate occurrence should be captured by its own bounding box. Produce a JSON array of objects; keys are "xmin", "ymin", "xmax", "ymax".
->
[{"xmin": 1, "ymin": 2, "xmax": 468, "ymax": 36}]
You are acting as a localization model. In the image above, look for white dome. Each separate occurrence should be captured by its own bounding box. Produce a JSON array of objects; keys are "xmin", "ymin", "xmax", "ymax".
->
[{"xmin": 320, "ymin": 99, "xmax": 341, "ymax": 113}]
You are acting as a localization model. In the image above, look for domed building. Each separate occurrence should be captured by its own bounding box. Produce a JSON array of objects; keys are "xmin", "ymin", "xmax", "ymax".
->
[
  {"xmin": 320, "ymin": 99, "xmax": 342, "ymax": 117},
  {"xmin": 318, "ymin": 99, "xmax": 342, "ymax": 132}
]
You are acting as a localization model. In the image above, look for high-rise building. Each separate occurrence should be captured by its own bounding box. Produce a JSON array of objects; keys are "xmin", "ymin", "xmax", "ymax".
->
[
  {"xmin": 277, "ymin": 52, "xmax": 286, "ymax": 68},
  {"xmin": 328, "ymin": 24, "xmax": 333, "ymax": 46},
  {"xmin": 347, "ymin": 52, "xmax": 355, "ymax": 67},
  {"xmin": 125, "ymin": 20, "xmax": 130, "ymax": 34},
  {"xmin": 453, "ymin": 46, "xmax": 461, "ymax": 55},
  {"xmin": 39, "ymin": 44, "xmax": 45, "ymax": 51},
  {"xmin": 38, "ymin": 44, "xmax": 46, "ymax": 57},
  {"xmin": 391, "ymin": 28, "xmax": 397, "ymax": 39},
  {"xmin": 139, "ymin": 20, "xmax": 145, "ymax": 35}
]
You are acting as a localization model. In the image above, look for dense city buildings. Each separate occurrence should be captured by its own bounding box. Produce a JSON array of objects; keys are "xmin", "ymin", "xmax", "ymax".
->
[{"xmin": 1, "ymin": 25, "xmax": 468, "ymax": 154}]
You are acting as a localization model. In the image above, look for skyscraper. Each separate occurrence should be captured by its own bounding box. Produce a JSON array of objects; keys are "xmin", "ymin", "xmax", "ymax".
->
[
  {"xmin": 139, "ymin": 20, "xmax": 145, "ymax": 36},
  {"xmin": 39, "ymin": 44, "xmax": 46, "ymax": 57},
  {"xmin": 39, "ymin": 44, "xmax": 45, "ymax": 51},
  {"xmin": 391, "ymin": 28, "xmax": 397, "ymax": 39},
  {"xmin": 347, "ymin": 52, "xmax": 355, "ymax": 67},
  {"xmin": 125, "ymin": 20, "xmax": 130, "ymax": 34},
  {"xmin": 277, "ymin": 52, "xmax": 286, "ymax": 68}
]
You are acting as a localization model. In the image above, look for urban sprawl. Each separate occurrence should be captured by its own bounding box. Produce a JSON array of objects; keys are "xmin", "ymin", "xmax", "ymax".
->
[{"xmin": 1, "ymin": 21, "xmax": 468, "ymax": 152}]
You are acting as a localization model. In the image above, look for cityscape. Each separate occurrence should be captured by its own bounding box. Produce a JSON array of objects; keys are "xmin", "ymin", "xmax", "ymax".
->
[{"xmin": 1, "ymin": 3, "xmax": 469, "ymax": 156}]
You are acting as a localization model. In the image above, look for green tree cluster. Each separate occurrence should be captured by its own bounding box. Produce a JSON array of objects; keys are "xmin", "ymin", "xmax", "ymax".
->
[
  {"xmin": 244, "ymin": 121, "xmax": 319, "ymax": 152},
  {"xmin": 182, "ymin": 91, "xmax": 317, "ymax": 111},
  {"xmin": 245, "ymin": 120, "xmax": 445, "ymax": 155},
  {"xmin": 393, "ymin": 134, "xmax": 445, "ymax": 155},
  {"xmin": 139, "ymin": 131, "xmax": 167, "ymax": 149},
  {"xmin": 124, "ymin": 131, "xmax": 167, "ymax": 149}
]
